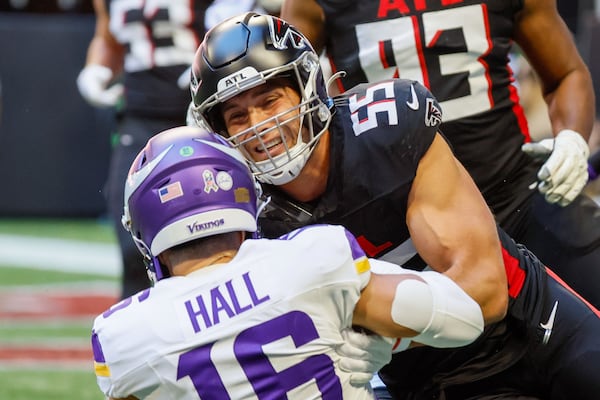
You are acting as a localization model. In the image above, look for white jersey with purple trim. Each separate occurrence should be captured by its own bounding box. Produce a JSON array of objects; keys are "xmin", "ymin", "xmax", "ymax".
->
[{"xmin": 92, "ymin": 224, "xmax": 375, "ymax": 399}]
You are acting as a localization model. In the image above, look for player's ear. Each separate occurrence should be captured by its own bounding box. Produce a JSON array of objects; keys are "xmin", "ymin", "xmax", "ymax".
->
[{"xmin": 157, "ymin": 251, "xmax": 169, "ymax": 267}]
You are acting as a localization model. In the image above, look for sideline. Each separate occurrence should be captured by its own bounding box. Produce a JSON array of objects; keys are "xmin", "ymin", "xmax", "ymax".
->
[{"xmin": 0, "ymin": 234, "xmax": 121, "ymax": 276}]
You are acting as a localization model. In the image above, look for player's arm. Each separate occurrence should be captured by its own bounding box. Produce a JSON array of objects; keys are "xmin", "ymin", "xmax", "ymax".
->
[
  {"xmin": 77, "ymin": 0, "xmax": 125, "ymax": 107},
  {"xmin": 280, "ymin": 0, "xmax": 326, "ymax": 54},
  {"xmin": 108, "ymin": 396, "xmax": 137, "ymax": 400},
  {"xmin": 515, "ymin": 0, "xmax": 593, "ymax": 205},
  {"xmin": 406, "ymin": 134, "xmax": 508, "ymax": 324},
  {"xmin": 515, "ymin": 0, "xmax": 594, "ymax": 140},
  {"xmin": 353, "ymin": 266, "xmax": 484, "ymax": 347},
  {"xmin": 86, "ymin": 0, "xmax": 125, "ymax": 72}
]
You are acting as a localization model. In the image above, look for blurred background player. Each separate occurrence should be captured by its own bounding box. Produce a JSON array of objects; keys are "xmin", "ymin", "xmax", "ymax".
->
[
  {"xmin": 77, "ymin": 0, "xmax": 282, "ymax": 298},
  {"xmin": 279, "ymin": 0, "xmax": 600, "ymax": 308},
  {"xmin": 91, "ymin": 126, "xmax": 486, "ymax": 399},
  {"xmin": 189, "ymin": 12, "xmax": 600, "ymax": 399}
]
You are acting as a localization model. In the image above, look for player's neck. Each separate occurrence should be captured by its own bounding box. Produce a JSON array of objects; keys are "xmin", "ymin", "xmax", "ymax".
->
[
  {"xmin": 173, "ymin": 251, "xmax": 237, "ymax": 276},
  {"xmin": 280, "ymin": 132, "xmax": 330, "ymax": 202},
  {"xmin": 203, "ymin": 251, "xmax": 237, "ymax": 267}
]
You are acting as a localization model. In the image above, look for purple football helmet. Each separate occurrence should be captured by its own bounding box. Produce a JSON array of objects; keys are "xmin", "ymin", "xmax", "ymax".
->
[{"xmin": 122, "ymin": 126, "xmax": 260, "ymax": 283}]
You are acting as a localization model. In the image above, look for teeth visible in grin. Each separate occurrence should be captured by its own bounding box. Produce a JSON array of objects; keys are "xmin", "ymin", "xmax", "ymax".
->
[{"xmin": 261, "ymin": 137, "xmax": 282, "ymax": 152}]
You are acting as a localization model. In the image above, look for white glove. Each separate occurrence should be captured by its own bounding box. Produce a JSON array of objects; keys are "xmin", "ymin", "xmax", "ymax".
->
[
  {"xmin": 522, "ymin": 129, "xmax": 589, "ymax": 206},
  {"xmin": 336, "ymin": 328, "xmax": 393, "ymax": 386},
  {"xmin": 76, "ymin": 64, "xmax": 123, "ymax": 108}
]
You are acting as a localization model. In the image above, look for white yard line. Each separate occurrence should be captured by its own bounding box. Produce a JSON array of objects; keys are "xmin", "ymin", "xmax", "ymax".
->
[{"xmin": 0, "ymin": 234, "xmax": 122, "ymax": 276}]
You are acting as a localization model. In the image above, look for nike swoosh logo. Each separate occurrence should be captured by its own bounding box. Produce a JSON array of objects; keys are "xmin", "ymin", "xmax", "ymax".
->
[
  {"xmin": 406, "ymin": 84, "xmax": 419, "ymax": 110},
  {"xmin": 540, "ymin": 300, "xmax": 558, "ymax": 345}
]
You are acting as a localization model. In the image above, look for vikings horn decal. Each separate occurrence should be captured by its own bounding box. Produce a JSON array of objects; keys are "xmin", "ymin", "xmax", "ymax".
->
[{"xmin": 267, "ymin": 18, "xmax": 308, "ymax": 51}]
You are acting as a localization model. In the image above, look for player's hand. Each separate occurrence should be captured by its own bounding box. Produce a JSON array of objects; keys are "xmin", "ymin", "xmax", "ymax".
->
[
  {"xmin": 336, "ymin": 328, "xmax": 393, "ymax": 386},
  {"xmin": 522, "ymin": 129, "xmax": 589, "ymax": 206},
  {"xmin": 76, "ymin": 64, "xmax": 123, "ymax": 108}
]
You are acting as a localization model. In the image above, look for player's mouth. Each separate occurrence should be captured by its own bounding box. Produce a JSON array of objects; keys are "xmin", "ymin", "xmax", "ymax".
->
[{"xmin": 255, "ymin": 135, "xmax": 287, "ymax": 158}]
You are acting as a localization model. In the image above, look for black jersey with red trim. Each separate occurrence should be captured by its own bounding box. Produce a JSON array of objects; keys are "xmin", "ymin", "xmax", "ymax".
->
[
  {"xmin": 260, "ymin": 79, "xmax": 435, "ymax": 248},
  {"xmin": 259, "ymin": 79, "xmax": 547, "ymax": 381},
  {"xmin": 106, "ymin": 0, "xmax": 206, "ymax": 118},
  {"xmin": 316, "ymin": 0, "xmax": 539, "ymax": 231}
]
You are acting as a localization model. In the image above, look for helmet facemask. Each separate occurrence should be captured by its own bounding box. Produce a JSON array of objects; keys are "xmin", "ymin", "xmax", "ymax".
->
[{"xmin": 121, "ymin": 207, "xmax": 165, "ymax": 285}]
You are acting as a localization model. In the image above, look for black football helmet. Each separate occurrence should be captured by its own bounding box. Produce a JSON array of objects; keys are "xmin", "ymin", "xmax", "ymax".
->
[{"xmin": 190, "ymin": 12, "xmax": 332, "ymax": 185}]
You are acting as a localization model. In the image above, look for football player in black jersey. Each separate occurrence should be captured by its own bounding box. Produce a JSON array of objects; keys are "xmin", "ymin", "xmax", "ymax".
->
[
  {"xmin": 77, "ymin": 0, "xmax": 281, "ymax": 298},
  {"xmin": 279, "ymin": 0, "xmax": 600, "ymax": 311},
  {"xmin": 77, "ymin": 0, "xmax": 207, "ymax": 298},
  {"xmin": 189, "ymin": 13, "xmax": 600, "ymax": 400}
]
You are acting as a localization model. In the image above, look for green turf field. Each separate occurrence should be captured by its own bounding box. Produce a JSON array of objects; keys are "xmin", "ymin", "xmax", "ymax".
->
[
  {"xmin": 0, "ymin": 265, "xmax": 118, "ymax": 286},
  {"xmin": 0, "ymin": 320, "xmax": 95, "ymax": 342},
  {"xmin": 0, "ymin": 218, "xmax": 117, "ymax": 243},
  {"xmin": 0, "ymin": 218, "xmax": 118, "ymax": 400},
  {"xmin": 0, "ymin": 369, "xmax": 105, "ymax": 400}
]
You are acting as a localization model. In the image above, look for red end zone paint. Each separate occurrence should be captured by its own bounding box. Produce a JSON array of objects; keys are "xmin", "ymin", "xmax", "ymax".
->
[
  {"xmin": 0, "ymin": 346, "xmax": 92, "ymax": 361},
  {"xmin": 0, "ymin": 291, "xmax": 117, "ymax": 319},
  {"xmin": 0, "ymin": 289, "xmax": 118, "ymax": 364}
]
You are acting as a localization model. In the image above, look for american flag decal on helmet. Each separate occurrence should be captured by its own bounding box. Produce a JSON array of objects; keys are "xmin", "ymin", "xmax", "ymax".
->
[{"xmin": 267, "ymin": 17, "xmax": 308, "ymax": 50}]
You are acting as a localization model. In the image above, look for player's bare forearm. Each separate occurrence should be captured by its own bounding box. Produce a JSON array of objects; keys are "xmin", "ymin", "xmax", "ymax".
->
[
  {"xmin": 355, "ymin": 268, "xmax": 484, "ymax": 348},
  {"xmin": 544, "ymin": 67, "xmax": 595, "ymax": 141},
  {"xmin": 353, "ymin": 272, "xmax": 420, "ymax": 338},
  {"xmin": 87, "ymin": 0, "xmax": 125, "ymax": 72},
  {"xmin": 515, "ymin": 0, "xmax": 595, "ymax": 140}
]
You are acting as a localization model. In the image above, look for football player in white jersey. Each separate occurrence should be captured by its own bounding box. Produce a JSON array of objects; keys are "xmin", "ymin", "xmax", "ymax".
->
[{"xmin": 91, "ymin": 125, "xmax": 484, "ymax": 400}]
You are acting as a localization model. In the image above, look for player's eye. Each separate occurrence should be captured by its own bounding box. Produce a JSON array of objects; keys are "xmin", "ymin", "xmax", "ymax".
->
[{"xmin": 225, "ymin": 111, "xmax": 247, "ymax": 126}]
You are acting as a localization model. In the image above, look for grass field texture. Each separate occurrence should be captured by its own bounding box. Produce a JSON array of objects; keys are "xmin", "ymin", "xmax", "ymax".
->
[{"xmin": 0, "ymin": 218, "xmax": 119, "ymax": 400}]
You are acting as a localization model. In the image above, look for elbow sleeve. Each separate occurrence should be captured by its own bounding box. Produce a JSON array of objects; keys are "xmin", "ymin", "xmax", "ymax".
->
[{"xmin": 390, "ymin": 271, "xmax": 484, "ymax": 348}]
